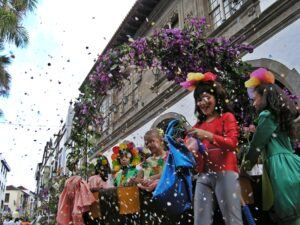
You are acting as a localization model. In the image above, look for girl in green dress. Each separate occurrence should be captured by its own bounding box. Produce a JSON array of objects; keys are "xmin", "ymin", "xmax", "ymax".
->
[
  {"xmin": 243, "ymin": 68, "xmax": 300, "ymax": 225},
  {"xmin": 111, "ymin": 141, "xmax": 141, "ymax": 187}
]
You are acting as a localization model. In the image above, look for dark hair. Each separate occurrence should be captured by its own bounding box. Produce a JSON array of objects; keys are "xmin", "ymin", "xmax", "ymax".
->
[
  {"xmin": 193, "ymin": 81, "xmax": 233, "ymax": 122},
  {"xmin": 95, "ymin": 155, "xmax": 111, "ymax": 181},
  {"xmin": 254, "ymin": 84, "xmax": 298, "ymax": 136}
]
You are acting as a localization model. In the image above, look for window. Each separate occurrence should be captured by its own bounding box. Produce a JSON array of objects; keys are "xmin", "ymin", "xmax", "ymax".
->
[
  {"xmin": 209, "ymin": 0, "xmax": 247, "ymax": 29},
  {"xmin": 5, "ymin": 193, "xmax": 9, "ymax": 202}
]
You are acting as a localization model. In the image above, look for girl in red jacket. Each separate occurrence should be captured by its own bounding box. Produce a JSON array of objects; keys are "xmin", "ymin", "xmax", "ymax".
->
[{"xmin": 181, "ymin": 72, "xmax": 243, "ymax": 225}]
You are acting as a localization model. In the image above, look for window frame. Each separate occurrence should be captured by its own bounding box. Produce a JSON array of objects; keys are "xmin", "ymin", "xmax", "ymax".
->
[{"xmin": 208, "ymin": 0, "xmax": 247, "ymax": 29}]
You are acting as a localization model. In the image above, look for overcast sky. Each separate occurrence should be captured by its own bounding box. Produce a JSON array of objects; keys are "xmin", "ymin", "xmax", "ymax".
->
[{"xmin": 0, "ymin": 0, "xmax": 136, "ymax": 191}]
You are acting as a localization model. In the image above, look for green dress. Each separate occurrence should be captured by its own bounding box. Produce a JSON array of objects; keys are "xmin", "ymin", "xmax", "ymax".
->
[
  {"xmin": 244, "ymin": 110, "xmax": 300, "ymax": 223},
  {"xmin": 114, "ymin": 167, "xmax": 138, "ymax": 187}
]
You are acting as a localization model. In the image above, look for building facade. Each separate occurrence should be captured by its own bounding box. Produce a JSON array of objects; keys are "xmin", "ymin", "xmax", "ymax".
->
[
  {"xmin": 84, "ymin": 0, "xmax": 299, "ymax": 159},
  {"xmin": 34, "ymin": 105, "xmax": 74, "ymax": 218},
  {"xmin": 34, "ymin": 140, "xmax": 53, "ymax": 213},
  {"xmin": 0, "ymin": 154, "xmax": 10, "ymax": 213},
  {"xmin": 3, "ymin": 185, "xmax": 33, "ymax": 218}
]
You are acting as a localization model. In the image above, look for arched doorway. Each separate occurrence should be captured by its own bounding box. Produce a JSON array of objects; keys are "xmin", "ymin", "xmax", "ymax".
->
[{"xmin": 151, "ymin": 112, "xmax": 190, "ymax": 132}]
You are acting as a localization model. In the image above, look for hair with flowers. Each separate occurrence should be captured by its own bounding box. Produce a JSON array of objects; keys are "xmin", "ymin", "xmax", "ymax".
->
[
  {"xmin": 95, "ymin": 154, "xmax": 111, "ymax": 180},
  {"xmin": 180, "ymin": 72, "xmax": 217, "ymax": 91},
  {"xmin": 111, "ymin": 141, "xmax": 141, "ymax": 172},
  {"xmin": 95, "ymin": 154, "xmax": 110, "ymax": 169}
]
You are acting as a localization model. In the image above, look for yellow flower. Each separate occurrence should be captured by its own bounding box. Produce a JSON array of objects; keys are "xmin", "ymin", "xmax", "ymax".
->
[
  {"xmin": 157, "ymin": 128, "xmax": 164, "ymax": 137},
  {"xmin": 119, "ymin": 143, "xmax": 128, "ymax": 150},
  {"xmin": 114, "ymin": 165, "xmax": 121, "ymax": 172},
  {"xmin": 131, "ymin": 159, "xmax": 139, "ymax": 166}
]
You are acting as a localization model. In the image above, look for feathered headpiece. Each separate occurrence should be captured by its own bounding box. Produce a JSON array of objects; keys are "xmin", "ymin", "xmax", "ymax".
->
[
  {"xmin": 180, "ymin": 72, "xmax": 217, "ymax": 91},
  {"xmin": 111, "ymin": 141, "xmax": 141, "ymax": 172},
  {"xmin": 245, "ymin": 68, "xmax": 275, "ymax": 88},
  {"xmin": 245, "ymin": 68, "xmax": 275, "ymax": 98}
]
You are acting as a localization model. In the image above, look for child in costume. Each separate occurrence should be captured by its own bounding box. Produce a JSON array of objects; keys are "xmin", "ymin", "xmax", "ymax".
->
[
  {"xmin": 180, "ymin": 72, "xmax": 243, "ymax": 225},
  {"xmin": 242, "ymin": 68, "xmax": 300, "ymax": 225},
  {"xmin": 85, "ymin": 154, "xmax": 114, "ymax": 225},
  {"xmin": 111, "ymin": 141, "xmax": 141, "ymax": 187},
  {"xmin": 136, "ymin": 129, "xmax": 167, "ymax": 192},
  {"xmin": 136, "ymin": 128, "xmax": 173, "ymax": 225},
  {"xmin": 88, "ymin": 154, "xmax": 113, "ymax": 191}
]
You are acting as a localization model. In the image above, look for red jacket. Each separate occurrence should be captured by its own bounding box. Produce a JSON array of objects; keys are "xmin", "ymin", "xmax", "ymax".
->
[{"xmin": 193, "ymin": 112, "xmax": 239, "ymax": 173}]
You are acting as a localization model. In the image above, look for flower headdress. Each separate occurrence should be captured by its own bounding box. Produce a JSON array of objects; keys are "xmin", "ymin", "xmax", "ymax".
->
[
  {"xmin": 180, "ymin": 72, "xmax": 217, "ymax": 91},
  {"xmin": 96, "ymin": 154, "xmax": 109, "ymax": 168},
  {"xmin": 111, "ymin": 141, "xmax": 141, "ymax": 172},
  {"xmin": 245, "ymin": 68, "xmax": 275, "ymax": 98}
]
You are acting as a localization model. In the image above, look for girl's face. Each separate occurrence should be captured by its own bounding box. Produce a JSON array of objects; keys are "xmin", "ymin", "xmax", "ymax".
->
[
  {"xmin": 196, "ymin": 92, "xmax": 216, "ymax": 116},
  {"xmin": 144, "ymin": 134, "xmax": 163, "ymax": 156},
  {"xmin": 252, "ymin": 91, "xmax": 263, "ymax": 111},
  {"xmin": 120, "ymin": 153, "xmax": 131, "ymax": 166}
]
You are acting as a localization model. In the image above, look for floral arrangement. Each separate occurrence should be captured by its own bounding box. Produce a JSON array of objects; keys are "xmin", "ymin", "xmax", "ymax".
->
[{"xmin": 111, "ymin": 142, "xmax": 141, "ymax": 172}]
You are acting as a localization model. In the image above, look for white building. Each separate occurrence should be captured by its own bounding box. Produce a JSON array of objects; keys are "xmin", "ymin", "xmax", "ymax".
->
[
  {"xmin": 0, "ymin": 154, "xmax": 10, "ymax": 213},
  {"xmin": 3, "ymin": 185, "xmax": 33, "ymax": 217},
  {"xmin": 55, "ymin": 104, "xmax": 75, "ymax": 177}
]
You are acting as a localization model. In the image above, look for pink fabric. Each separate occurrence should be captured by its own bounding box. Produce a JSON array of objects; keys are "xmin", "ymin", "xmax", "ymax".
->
[
  {"xmin": 88, "ymin": 175, "xmax": 113, "ymax": 190},
  {"xmin": 56, "ymin": 176, "xmax": 96, "ymax": 225}
]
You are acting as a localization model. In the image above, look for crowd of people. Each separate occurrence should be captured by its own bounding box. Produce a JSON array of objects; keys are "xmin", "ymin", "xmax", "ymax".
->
[
  {"xmin": 0, "ymin": 216, "xmax": 31, "ymax": 225},
  {"xmin": 56, "ymin": 68, "xmax": 300, "ymax": 225}
]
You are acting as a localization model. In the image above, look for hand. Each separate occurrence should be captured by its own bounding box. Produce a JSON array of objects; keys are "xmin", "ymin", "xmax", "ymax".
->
[
  {"xmin": 132, "ymin": 177, "xmax": 143, "ymax": 184},
  {"xmin": 189, "ymin": 128, "xmax": 213, "ymax": 141},
  {"xmin": 249, "ymin": 124, "xmax": 256, "ymax": 133},
  {"xmin": 141, "ymin": 179, "xmax": 152, "ymax": 186},
  {"xmin": 243, "ymin": 125, "xmax": 256, "ymax": 133},
  {"xmin": 126, "ymin": 178, "xmax": 136, "ymax": 186}
]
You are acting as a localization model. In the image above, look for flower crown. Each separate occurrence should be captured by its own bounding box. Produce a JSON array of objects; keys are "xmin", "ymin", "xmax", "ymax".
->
[
  {"xmin": 111, "ymin": 142, "xmax": 141, "ymax": 172},
  {"xmin": 96, "ymin": 154, "xmax": 109, "ymax": 167},
  {"xmin": 245, "ymin": 68, "xmax": 275, "ymax": 88},
  {"xmin": 180, "ymin": 72, "xmax": 217, "ymax": 91}
]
